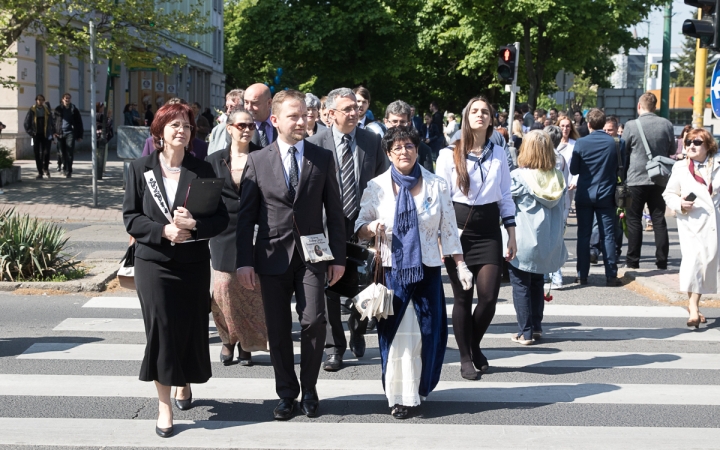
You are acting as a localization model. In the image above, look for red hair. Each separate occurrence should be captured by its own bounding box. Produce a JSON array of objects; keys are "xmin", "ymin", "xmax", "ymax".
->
[{"xmin": 150, "ymin": 103, "xmax": 195, "ymax": 152}]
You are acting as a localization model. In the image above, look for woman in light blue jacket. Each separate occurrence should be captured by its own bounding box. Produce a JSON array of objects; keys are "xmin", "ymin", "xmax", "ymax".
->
[{"xmin": 509, "ymin": 130, "xmax": 568, "ymax": 345}]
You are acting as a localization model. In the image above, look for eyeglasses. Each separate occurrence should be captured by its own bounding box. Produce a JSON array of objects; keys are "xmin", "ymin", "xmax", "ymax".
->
[
  {"xmin": 333, "ymin": 105, "xmax": 359, "ymax": 115},
  {"xmin": 685, "ymin": 139, "xmax": 704, "ymax": 147},
  {"xmin": 229, "ymin": 122, "xmax": 257, "ymax": 131},
  {"xmin": 389, "ymin": 144, "xmax": 416, "ymax": 154},
  {"xmin": 167, "ymin": 123, "xmax": 193, "ymax": 132},
  {"xmin": 386, "ymin": 119, "xmax": 409, "ymax": 126}
]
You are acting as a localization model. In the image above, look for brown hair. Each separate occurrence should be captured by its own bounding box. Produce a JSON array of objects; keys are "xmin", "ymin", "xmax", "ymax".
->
[
  {"xmin": 271, "ymin": 89, "xmax": 306, "ymax": 117},
  {"xmin": 517, "ymin": 130, "xmax": 556, "ymax": 171},
  {"xmin": 353, "ymin": 85, "xmax": 371, "ymax": 103},
  {"xmin": 150, "ymin": 103, "xmax": 195, "ymax": 152},
  {"xmin": 558, "ymin": 115, "xmax": 580, "ymax": 140},
  {"xmin": 453, "ymin": 96, "xmax": 495, "ymax": 196},
  {"xmin": 686, "ymin": 128, "xmax": 718, "ymax": 156},
  {"xmin": 638, "ymin": 92, "xmax": 657, "ymax": 112},
  {"xmin": 586, "ymin": 108, "xmax": 606, "ymax": 130},
  {"xmin": 680, "ymin": 124, "xmax": 693, "ymax": 140}
]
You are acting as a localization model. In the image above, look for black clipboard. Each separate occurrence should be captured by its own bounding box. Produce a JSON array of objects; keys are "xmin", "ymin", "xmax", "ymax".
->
[{"xmin": 183, "ymin": 178, "xmax": 224, "ymax": 217}]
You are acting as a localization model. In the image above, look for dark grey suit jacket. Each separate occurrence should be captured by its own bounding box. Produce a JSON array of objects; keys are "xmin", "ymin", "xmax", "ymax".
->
[
  {"xmin": 306, "ymin": 126, "xmax": 390, "ymax": 238},
  {"xmin": 236, "ymin": 140, "xmax": 346, "ymax": 275},
  {"xmin": 250, "ymin": 121, "xmax": 278, "ymax": 148}
]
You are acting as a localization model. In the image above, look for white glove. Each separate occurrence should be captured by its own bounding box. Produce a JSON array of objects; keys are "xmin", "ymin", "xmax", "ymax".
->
[{"xmin": 457, "ymin": 261, "xmax": 473, "ymax": 291}]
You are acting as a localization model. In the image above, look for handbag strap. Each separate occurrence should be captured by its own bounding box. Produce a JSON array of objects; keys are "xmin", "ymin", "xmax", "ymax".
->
[
  {"xmin": 373, "ymin": 231, "xmax": 386, "ymax": 284},
  {"xmin": 635, "ymin": 118, "xmax": 654, "ymax": 161}
]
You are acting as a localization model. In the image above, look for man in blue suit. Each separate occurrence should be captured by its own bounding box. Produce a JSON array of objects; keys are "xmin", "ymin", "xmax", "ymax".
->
[{"xmin": 570, "ymin": 108, "xmax": 624, "ymax": 287}]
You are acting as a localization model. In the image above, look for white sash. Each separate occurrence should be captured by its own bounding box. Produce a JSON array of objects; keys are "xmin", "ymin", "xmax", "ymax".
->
[{"xmin": 143, "ymin": 170, "xmax": 173, "ymax": 224}]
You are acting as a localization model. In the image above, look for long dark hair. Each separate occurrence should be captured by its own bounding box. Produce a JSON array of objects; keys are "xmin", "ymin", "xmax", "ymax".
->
[{"xmin": 453, "ymin": 96, "xmax": 494, "ymax": 196}]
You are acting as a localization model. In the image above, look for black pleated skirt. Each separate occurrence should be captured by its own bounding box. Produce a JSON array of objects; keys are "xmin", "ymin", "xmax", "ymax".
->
[
  {"xmin": 453, "ymin": 201, "xmax": 503, "ymax": 267},
  {"xmin": 135, "ymin": 257, "xmax": 212, "ymax": 386}
]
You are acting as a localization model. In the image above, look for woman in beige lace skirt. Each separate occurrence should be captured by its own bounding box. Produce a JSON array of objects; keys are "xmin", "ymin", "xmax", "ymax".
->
[{"xmin": 206, "ymin": 108, "xmax": 268, "ymax": 366}]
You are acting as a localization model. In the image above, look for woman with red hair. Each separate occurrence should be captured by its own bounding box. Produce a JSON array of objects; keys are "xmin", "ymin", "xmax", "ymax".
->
[{"xmin": 123, "ymin": 102, "xmax": 229, "ymax": 438}]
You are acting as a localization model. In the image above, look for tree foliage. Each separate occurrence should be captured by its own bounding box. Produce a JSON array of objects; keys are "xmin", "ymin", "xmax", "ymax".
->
[
  {"xmin": 224, "ymin": 0, "xmax": 667, "ymax": 114},
  {"xmin": 0, "ymin": 0, "xmax": 211, "ymax": 83}
]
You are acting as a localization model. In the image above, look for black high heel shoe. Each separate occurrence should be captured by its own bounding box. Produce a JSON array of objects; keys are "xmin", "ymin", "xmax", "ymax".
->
[
  {"xmin": 220, "ymin": 343, "xmax": 235, "ymax": 365},
  {"xmin": 174, "ymin": 386, "xmax": 193, "ymax": 411},
  {"xmin": 238, "ymin": 348, "xmax": 253, "ymax": 367},
  {"xmin": 155, "ymin": 424, "xmax": 174, "ymax": 438}
]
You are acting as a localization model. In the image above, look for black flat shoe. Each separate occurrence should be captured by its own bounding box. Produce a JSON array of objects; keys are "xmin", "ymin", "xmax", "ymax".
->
[
  {"xmin": 156, "ymin": 424, "xmax": 174, "ymax": 438},
  {"xmin": 174, "ymin": 388, "xmax": 193, "ymax": 411},
  {"xmin": 220, "ymin": 343, "xmax": 235, "ymax": 365},
  {"xmin": 460, "ymin": 362, "xmax": 478, "ymax": 380},
  {"xmin": 274, "ymin": 397, "xmax": 295, "ymax": 420},
  {"xmin": 299, "ymin": 387, "xmax": 319, "ymax": 418},
  {"xmin": 391, "ymin": 404, "xmax": 409, "ymax": 419},
  {"xmin": 472, "ymin": 349, "xmax": 489, "ymax": 372},
  {"xmin": 238, "ymin": 349, "xmax": 252, "ymax": 367},
  {"xmin": 323, "ymin": 354, "xmax": 342, "ymax": 371}
]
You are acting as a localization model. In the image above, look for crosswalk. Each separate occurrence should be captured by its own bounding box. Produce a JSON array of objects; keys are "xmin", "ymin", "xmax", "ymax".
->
[{"xmin": 2, "ymin": 286, "xmax": 720, "ymax": 449}]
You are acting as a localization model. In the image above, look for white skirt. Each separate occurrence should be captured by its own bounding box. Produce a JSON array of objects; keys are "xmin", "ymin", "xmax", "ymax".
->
[{"xmin": 384, "ymin": 300, "xmax": 423, "ymax": 407}]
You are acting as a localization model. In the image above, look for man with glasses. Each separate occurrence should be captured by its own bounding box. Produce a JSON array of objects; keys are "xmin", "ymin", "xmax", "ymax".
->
[
  {"xmin": 208, "ymin": 89, "xmax": 244, "ymax": 155},
  {"xmin": 383, "ymin": 100, "xmax": 433, "ymax": 173},
  {"xmin": 53, "ymin": 93, "xmax": 83, "ymax": 178},
  {"xmin": 621, "ymin": 92, "xmax": 674, "ymax": 270},
  {"xmin": 245, "ymin": 83, "xmax": 276, "ymax": 148},
  {"xmin": 307, "ymin": 87, "xmax": 389, "ymax": 371}
]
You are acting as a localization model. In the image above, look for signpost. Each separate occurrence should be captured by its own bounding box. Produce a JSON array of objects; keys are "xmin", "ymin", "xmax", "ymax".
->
[
  {"xmin": 711, "ymin": 59, "xmax": 720, "ymax": 119},
  {"xmin": 90, "ymin": 20, "xmax": 97, "ymax": 208}
]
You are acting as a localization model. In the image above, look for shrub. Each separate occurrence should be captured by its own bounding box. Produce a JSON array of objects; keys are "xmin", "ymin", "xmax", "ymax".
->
[
  {"xmin": 0, "ymin": 146, "xmax": 14, "ymax": 169},
  {"xmin": 0, "ymin": 209, "xmax": 81, "ymax": 281}
]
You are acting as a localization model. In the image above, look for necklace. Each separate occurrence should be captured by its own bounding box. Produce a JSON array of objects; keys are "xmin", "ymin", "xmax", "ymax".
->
[{"xmin": 159, "ymin": 153, "xmax": 181, "ymax": 173}]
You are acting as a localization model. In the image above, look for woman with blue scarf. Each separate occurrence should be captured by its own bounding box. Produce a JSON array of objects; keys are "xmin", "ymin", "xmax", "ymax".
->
[{"xmin": 355, "ymin": 126, "xmax": 472, "ymax": 419}]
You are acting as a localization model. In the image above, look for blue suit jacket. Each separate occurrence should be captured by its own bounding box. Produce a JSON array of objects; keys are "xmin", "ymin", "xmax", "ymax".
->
[{"xmin": 570, "ymin": 130, "xmax": 624, "ymax": 208}]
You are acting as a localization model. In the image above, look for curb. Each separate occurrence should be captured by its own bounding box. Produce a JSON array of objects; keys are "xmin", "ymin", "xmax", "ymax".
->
[
  {"xmin": 0, "ymin": 260, "xmax": 118, "ymax": 293},
  {"xmin": 622, "ymin": 269, "xmax": 720, "ymax": 303}
]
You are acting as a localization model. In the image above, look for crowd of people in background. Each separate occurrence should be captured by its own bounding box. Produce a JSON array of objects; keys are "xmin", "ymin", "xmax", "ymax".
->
[{"xmin": 20, "ymin": 81, "xmax": 713, "ymax": 437}]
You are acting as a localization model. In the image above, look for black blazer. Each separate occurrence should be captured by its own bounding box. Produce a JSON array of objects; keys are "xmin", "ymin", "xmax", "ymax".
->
[
  {"xmin": 421, "ymin": 122, "xmax": 443, "ymax": 151},
  {"xmin": 236, "ymin": 140, "xmax": 346, "ymax": 275},
  {"xmin": 123, "ymin": 151, "xmax": 229, "ymax": 263},
  {"xmin": 206, "ymin": 142, "xmax": 262, "ymax": 272},
  {"xmin": 306, "ymin": 126, "xmax": 390, "ymax": 239},
  {"xmin": 570, "ymin": 130, "xmax": 624, "ymax": 208}
]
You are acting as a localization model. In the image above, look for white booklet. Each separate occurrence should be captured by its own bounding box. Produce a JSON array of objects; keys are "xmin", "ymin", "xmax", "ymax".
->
[{"xmin": 299, "ymin": 233, "xmax": 335, "ymax": 263}]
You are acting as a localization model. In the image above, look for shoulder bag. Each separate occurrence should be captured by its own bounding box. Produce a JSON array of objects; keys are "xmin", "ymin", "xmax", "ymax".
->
[
  {"xmin": 325, "ymin": 240, "xmax": 378, "ymax": 299},
  {"xmin": 614, "ymin": 137, "xmax": 631, "ymax": 208},
  {"xmin": 635, "ymin": 118, "xmax": 675, "ymax": 186}
]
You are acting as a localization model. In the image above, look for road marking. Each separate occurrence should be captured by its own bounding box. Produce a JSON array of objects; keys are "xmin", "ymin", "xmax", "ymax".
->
[
  {"xmin": 1, "ymin": 418, "xmax": 718, "ymax": 449},
  {"xmin": 53, "ymin": 317, "xmax": 720, "ymax": 342},
  {"xmin": 83, "ymin": 297, "xmax": 691, "ymax": 318},
  {"xmin": 17, "ymin": 343, "xmax": 720, "ymax": 371},
  {"xmin": 1, "ymin": 374, "xmax": 720, "ymax": 405}
]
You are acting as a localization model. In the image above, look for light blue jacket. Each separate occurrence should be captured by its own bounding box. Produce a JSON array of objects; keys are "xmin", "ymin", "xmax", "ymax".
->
[{"xmin": 509, "ymin": 168, "xmax": 568, "ymax": 274}]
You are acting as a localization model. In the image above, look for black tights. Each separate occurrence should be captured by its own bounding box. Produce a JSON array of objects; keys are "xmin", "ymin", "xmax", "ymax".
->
[{"xmin": 444, "ymin": 258, "xmax": 501, "ymax": 365}]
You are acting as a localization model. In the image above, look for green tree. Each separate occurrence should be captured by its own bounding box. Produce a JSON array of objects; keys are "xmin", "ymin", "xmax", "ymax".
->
[
  {"xmin": 0, "ymin": 0, "xmax": 211, "ymax": 85},
  {"xmin": 567, "ymin": 74, "xmax": 597, "ymax": 112},
  {"xmin": 672, "ymin": 31, "xmax": 700, "ymax": 88}
]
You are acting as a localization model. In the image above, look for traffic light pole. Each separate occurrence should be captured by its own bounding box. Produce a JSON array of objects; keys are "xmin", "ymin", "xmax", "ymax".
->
[
  {"xmin": 508, "ymin": 41, "xmax": 520, "ymax": 122},
  {"xmin": 694, "ymin": 8, "xmax": 709, "ymax": 129}
]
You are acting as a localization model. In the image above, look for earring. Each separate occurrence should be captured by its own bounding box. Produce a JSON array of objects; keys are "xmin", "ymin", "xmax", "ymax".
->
[{"xmin": 159, "ymin": 138, "xmax": 164, "ymax": 147}]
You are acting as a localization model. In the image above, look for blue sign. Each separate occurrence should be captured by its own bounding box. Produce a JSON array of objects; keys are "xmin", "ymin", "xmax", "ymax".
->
[{"xmin": 711, "ymin": 60, "xmax": 720, "ymax": 119}]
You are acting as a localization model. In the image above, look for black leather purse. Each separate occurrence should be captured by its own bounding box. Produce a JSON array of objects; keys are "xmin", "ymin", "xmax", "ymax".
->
[{"xmin": 326, "ymin": 241, "xmax": 378, "ymax": 299}]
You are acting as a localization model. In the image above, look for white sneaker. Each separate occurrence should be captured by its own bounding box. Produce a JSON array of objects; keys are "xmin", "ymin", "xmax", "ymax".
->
[{"xmin": 511, "ymin": 335, "xmax": 534, "ymax": 345}]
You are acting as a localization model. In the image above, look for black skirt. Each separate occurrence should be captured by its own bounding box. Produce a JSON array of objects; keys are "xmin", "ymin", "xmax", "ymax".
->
[
  {"xmin": 135, "ymin": 257, "xmax": 212, "ymax": 386},
  {"xmin": 454, "ymin": 201, "xmax": 503, "ymax": 267}
]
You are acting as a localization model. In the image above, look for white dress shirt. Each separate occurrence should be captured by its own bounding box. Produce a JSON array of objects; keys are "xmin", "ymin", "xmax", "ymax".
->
[
  {"xmin": 435, "ymin": 143, "xmax": 515, "ymax": 224},
  {"xmin": 276, "ymin": 137, "xmax": 304, "ymax": 189},
  {"xmin": 355, "ymin": 167, "xmax": 463, "ymax": 267}
]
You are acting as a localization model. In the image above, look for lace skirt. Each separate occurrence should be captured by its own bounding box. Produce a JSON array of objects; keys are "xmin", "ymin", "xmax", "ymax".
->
[{"xmin": 210, "ymin": 270, "xmax": 268, "ymax": 352}]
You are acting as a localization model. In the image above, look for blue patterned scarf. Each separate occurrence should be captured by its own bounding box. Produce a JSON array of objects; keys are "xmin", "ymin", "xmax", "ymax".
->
[{"xmin": 391, "ymin": 163, "xmax": 423, "ymax": 286}]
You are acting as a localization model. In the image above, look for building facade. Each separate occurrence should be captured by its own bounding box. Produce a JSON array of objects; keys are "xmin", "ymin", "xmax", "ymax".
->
[{"xmin": 0, "ymin": 0, "xmax": 225, "ymax": 159}]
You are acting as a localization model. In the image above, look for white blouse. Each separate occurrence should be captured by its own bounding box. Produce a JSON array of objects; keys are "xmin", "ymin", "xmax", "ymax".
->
[
  {"xmin": 435, "ymin": 144, "xmax": 515, "ymax": 224},
  {"xmin": 558, "ymin": 139, "xmax": 577, "ymax": 185},
  {"xmin": 354, "ymin": 167, "xmax": 463, "ymax": 267},
  {"xmin": 163, "ymin": 177, "xmax": 178, "ymax": 210}
]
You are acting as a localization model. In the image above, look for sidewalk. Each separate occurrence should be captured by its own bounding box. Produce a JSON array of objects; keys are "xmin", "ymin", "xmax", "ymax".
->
[{"xmin": 0, "ymin": 151, "xmax": 124, "ymax": 222}]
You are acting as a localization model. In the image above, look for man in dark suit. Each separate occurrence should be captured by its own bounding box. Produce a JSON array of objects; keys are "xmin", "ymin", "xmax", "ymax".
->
[
  {"xmin": 410, "ymin": 105, "xmax": 423, "ymax": 131},
  {"xmin": 569, "ymin": 108, "xmax": 624, "ymax": 287},
  {"xmin": 521, "ymin": 103, "xmax": 534, "ymax": 131},
  {"xmin": 429, "ymin": 101, "xmax": 443, "ymax": 131},
  {"xmin": 384, "ymin": 100, "xmax": 433, "ymax": 173},
  {"xmin": 244, "ymin": 83, "xmax": 277, "ymax": 148},
  {"xmin": 307, "ymin": 88, "xmax": 390, "ymax": 371},
  {"xmin": 236, "ymin": 90, "xmax": 346, "ymax": 420}
]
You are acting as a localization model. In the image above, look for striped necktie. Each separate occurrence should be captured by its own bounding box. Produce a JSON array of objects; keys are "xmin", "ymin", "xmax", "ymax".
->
[
  {"xmin": 340, "ymin": 134, "xmax": 357, "ymax": 218},
  {"xmin": 258, "ymin": 122, "xmax": 269, "ymax": 147}
]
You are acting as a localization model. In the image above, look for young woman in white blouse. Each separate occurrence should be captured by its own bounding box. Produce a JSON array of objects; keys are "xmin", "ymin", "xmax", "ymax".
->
[
  {"xmin": 355, "ymin": 126, "xmax": 472, "ymax": 419},
  {"xmin": 436, "ymin": 96, "xmax": 517, "ymax": 381}
]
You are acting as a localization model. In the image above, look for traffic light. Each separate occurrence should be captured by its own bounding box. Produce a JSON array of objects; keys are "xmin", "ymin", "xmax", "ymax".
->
[
  {"xmin": 683, "ymin": 0, "xmax": 720, "ymax": 51},
  {"xmin": 498, "ymin": 44, "xmax": 517, "ymax": 82}
]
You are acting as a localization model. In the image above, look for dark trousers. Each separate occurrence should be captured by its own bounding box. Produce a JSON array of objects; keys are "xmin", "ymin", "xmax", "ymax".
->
[
  {"xmin": 57, "ymin": 133, "xmax": 75, "ymax": 174},
  {"xmin": 626, "ymin": 185, "xmax": 669, "ymax": 267},
  {"xmin": 259, "ymin": 250, "xmax": 327, "ymax": 399},
  {"xmin": 576, "ymin": 204, "xmax": 618, "ymax": 279},
  {"xmin": 508, "ymin": 264, "xmax": 545, "ymax": 340},
  {"xmin": 325, "ymin": 292, "xmax": 367, "ymax": 356},
  {"xmin": 32, "ymin": 134, "xmax": 50, "ymax": 174}
]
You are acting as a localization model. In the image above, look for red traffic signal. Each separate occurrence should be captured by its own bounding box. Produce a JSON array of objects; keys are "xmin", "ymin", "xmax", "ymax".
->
[{"xmin": 498, "ymin": 45, "xmax": 517, "ymax": 82}]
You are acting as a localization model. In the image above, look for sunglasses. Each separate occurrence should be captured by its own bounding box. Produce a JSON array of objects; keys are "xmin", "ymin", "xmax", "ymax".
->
[
  {"xmin": 685, "ymin": 139, "xmax": 704, "ymax": 147},
  {"xmin": 229, "ymin": 122, "xmax": 257, "ymax": 131}
]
